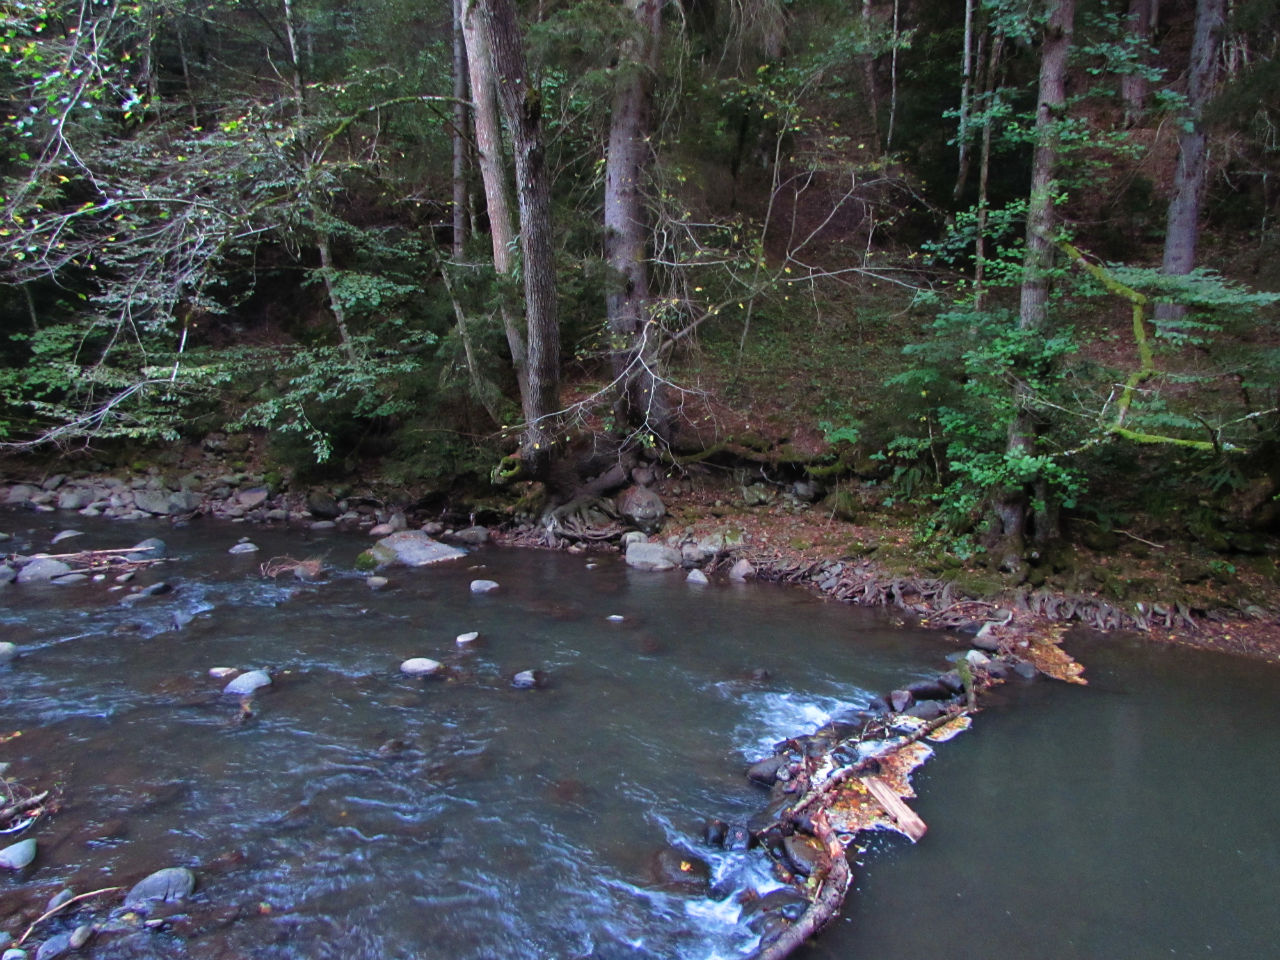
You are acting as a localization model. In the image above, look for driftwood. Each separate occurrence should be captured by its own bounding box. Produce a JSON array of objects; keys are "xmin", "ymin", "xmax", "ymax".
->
[
  {"xmin": 0, "ymin": 789, "xmax": 49, "ymax": 826},
  {"xmin": 742, "ymin": 705, "xmax": 979, "ymax": 960}
]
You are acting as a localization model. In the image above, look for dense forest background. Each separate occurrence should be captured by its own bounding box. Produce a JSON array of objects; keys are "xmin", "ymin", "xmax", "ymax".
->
[{"xmin": 1, "ymin": 0, "xmax": 1277, "ymax": 573}]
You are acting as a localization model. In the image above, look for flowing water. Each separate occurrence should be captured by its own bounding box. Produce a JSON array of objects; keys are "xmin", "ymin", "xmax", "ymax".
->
[
  {"xmin": 0, "ymin": 514, "xmax": 949, "ymax": 959},
  {"xmin": 3, "ymin": 513, "xmax": 1279, "ymax": 959}
]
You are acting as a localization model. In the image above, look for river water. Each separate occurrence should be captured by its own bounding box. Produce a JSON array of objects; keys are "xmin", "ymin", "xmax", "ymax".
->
[{"xmin": 2, "ymin": 514, "xmax": 1278, "ymax": 959}]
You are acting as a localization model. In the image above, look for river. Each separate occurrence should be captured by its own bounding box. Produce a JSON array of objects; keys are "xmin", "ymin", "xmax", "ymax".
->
[{"xmin": 2, "ymin": 513, "xmax": 1277, "ymax": 959}]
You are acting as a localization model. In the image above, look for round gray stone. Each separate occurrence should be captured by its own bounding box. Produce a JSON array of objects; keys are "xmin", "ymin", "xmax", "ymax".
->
[
  {"xmin": 0, "ymin": 838, "xmax": 37, "ymax": 870},
  {"xmin": 16, "ymin": 558, "xmax": 72, "ymax": 583},
  {"xmin": 227, "ymin": 542, "xmax": 259, "ymax": 554},
  {"xmin": 0, "ymin": 642, "xmax": 17, "ymax": 664},
  {"xmin": 685, "ymin": 569, "xmax": 710, "ymax": 585},
  {"xmin": 470, "ymin": 579, "xmax": 500, "ymax": 594}
]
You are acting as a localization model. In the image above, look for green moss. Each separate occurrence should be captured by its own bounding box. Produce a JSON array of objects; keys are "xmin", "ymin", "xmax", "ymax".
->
[{"xmin": 354, "ymin": 551, "xmax": 379, "ymax": 572}]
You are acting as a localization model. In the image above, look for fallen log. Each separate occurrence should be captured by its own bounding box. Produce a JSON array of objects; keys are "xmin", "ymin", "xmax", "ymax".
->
[{"xmin": 751, "ymin": 811, "xmax": 851, "ymax": 960}]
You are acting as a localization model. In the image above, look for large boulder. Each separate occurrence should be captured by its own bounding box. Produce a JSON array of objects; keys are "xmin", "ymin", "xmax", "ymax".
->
[
  {"xmin": 123, "ymin": 867, "xmax": 196, "ymax": 907},
  {"xmin": 365, "ymin": 530, "xmax": 465, "ymax": 568},
  {"xmin": 133, "ymin": 490, "xmax": 202, "ymax": 516},
  {"xmin": 617, "ymin": 486, "xmax": 666, "ymax": 531},
  {"xmin": 625, "ymin": 541, "xmax": 681, "ymax": 571}
]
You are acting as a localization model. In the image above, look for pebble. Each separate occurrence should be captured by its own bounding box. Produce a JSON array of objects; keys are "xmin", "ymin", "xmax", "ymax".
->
[
  {"xmin": 686, "ymin": 569, "xmax": 709, "ymax": 585},
  {"xmin": 470, "ymin": 579, "xmax": 499, "ymax": 594},
  {"xmin": 366, "ymin": 576, "xmax": 389, "ymax": 590},
  {"xmin": 50, "ymin": 530, "xmax": 83, "ymax": 544},
  {"xmin": 0, "ymin": 642, "xmax": 16, "ymax": 664},
  {"xmin": 606, "ymin": 614, "xmax": 625, "ymax": 622},
  {"xmin": 399, "ymin": 657, "xmax": 442, "ymax": 677},
  {"xmin": 456, "ymin": 632, "xmax": 479, "ymax": 646},
  {"xmin": 0, "ymin": 838, "xmax": 36, "ymax": 870},
  {"xmin": 511, "ymin": 669, "xmax": 540, "ymax": 689},
  {"xmin": 68, "ymin": 926, "xmax": 92, "ymax": 950},
  {"xmin": 227, "ymin": 542, "xmax": 259, "ymax": 554},
  {"xmin": 45, "ymin": 888, "xmax": 73, "ymax": 912},
  {"xmin": 208, "ymin": 667, "xmax": 237, "ymax": 679},
  {"xmin": 222, "ymin": 669, "xmax": 271, "ymax": 696},
  {"xmin": 2, "ymin": 950, "xmax": 24, "ymax": 960}
]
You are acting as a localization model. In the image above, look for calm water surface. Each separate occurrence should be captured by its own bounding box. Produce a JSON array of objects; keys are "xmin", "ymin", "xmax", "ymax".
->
[{"xmin": 3, "ymin": 514, "xmax": 1278, "ymax": 959}]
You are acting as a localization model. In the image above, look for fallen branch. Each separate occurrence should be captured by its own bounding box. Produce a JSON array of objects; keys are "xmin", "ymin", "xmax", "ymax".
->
[
  {"xmin": 0, "ymin": 790, "xmax": 49, "ymax": 825},
  {"xmin": 15, "ymin": 886, "xmax": 124, "ymax": 947},
  {"xmin": 751, "ymin": 811, "xmax": 851, "ymax": 960}
]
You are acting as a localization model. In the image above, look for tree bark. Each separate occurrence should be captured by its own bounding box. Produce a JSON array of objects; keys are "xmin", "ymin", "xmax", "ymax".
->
[
  {"xmin": 479, "ymin": 0, "xmax": 561, "ymax": 469},
  {"xmin": 451, "ymin": 0, "xmax": 470, "ymax": 260},
  {"xmin": 460, "ymin": 0, "xmax": 530, "ymax": 403},
  {"xmin": 604, "ymin": 0, "xmax": 666, "ymax": 436},
  {"xmin": 1120, "ymin": 0, "xmax": 1156, "ymax": 125},
  {"xmin": 994, "ymin": 0, "xmax": 1074, "ymax": 557},
  {"xmin": 1157, "ymin": 0, "xmax": 1225, "ymax": 323}
]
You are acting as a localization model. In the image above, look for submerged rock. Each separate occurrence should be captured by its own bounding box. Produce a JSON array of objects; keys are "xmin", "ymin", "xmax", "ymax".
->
[
  {"xmin": 228, "ymin": 541, "xmax": 259, "ymax": 555},
  {"xmin": 123, "ymin": 866, "xmax": 196, "ymax": 907},
  {"xmin": 685, "ymin": 568, "xmax": 709, "ymax": 585},
  {"xmin": 0, "ymin": 642, "xmax": 17, "ymax": 665},
  {"xmin": 511, "ymin": 669, "xmax": 546, "ymax": 689},
  {"xmin": 728, "ymin": 558, "xmax": 755, "ymax": 581},
  {"xmin": 33, "ymin": 934, "xmax": 71, "ymax": 960},
  {"xmin": 127, "ymin": 538, "xmax": 166, "ymax": 561},
  {"xmin": 470, "ymin": 579, "xmax": 500, "ymax": 594}
]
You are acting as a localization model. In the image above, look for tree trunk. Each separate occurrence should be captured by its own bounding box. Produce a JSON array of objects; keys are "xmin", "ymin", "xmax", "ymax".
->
[
  {"xmin": 460, "ymin": 0, "xmax": 530, "ymax": 402},
  {"xmin": 451, "ymin": 0, "xmax": 469, "ymax": 260},
  {"xmin": 993, "ymin": 0, "xmax": 1074, "ymax": 558},
  {"xmin": 480, "ymin": 0, "xmax": 561, "ymax": 470},
  {"xmin": 953, "ymin": 0, "xmax": 978, "ymax": 201},
  {"xmin": 605, "ymin": 0, "xmax": 666, "ymax": 437},
  {"xmin": 1157, "ymin": 0, "xmax": 1225, "ymax": 323},
  {"xmin": 1120, "ymin": 0, "xmax": 1156, "ymax": 124}
]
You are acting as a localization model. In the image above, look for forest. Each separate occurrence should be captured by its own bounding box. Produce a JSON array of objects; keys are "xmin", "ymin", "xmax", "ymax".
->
[{"xmin": 1, "ymin": 0, "xmax": 1277, "ymax": 591}]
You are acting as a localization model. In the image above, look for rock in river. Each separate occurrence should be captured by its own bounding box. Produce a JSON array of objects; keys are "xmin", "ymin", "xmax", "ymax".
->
[
  {"xmin": 400, "ymin": 657, "xmax": 442, "ymax": 677},
  {"xmin": 123, "ymin": 866, "xmax": 196, "ymax": 907},
  {"xmin": 365, "ymin": 530, "xmax": 465, "ymax": 568},
  {"xmin": 0, "ymin": 838, "xmax": 36, "ymax": 870},
  {"xmin": 16, "ymin": 558, "xmax": 72, "ymax": 583},
  {"xmin": 0, "ymin": 642, "xmax": 16, "ymax": 665},
  {"xmin": 625, "ymin": 541, "xmax": 680, "ymax": 572},
  {"xmin": 223, "ymin": 670, "xmax": 271, "ymax": 696},
  {"xmin": 470, "ymin": 579, "xmax": 500, "ymax": 594}
]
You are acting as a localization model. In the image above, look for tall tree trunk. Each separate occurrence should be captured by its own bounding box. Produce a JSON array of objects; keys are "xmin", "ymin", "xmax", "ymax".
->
[
  {"xmin": 282, "ymin": 0, "xmax": 355, "ymax": 362},
  {"xmin": 972, "ymin": 34, "xmax": 1004, "ymax": 309},
  {"xmin": 452, "ymin": 0, "xmax": 470, "ymax": 260},
  {"xmin": 605, "ymin": 0, "xmax": 666, "ymax": 436},
  {"xmin": 1120, "ymin": 0, "xmax": 1156, "ymax": 124},
  {"xmin": 953, "ymin": 0, "xmax": 978, "ymax": 201},
  {"xmin": 460, "ymin": 0, "xmax": 530, "ymax": 403},
  {"xmin": 479, "ymin": 0, "xmax": 561, "ymax": 469},
  {"xmin": 993, "ymin": 0, "xmax": 1074, "ymax": 560},
  {"xmin": 1157, "ymin": 0, "xmax": 1225, "ymax": 323}
]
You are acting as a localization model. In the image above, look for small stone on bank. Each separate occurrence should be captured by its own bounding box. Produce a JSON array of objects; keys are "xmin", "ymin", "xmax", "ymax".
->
[
  {"xmin": 366, "ymin": 576, "xmax": 389, "ymax": 590},
  {"xmin": 222, "ymin": 669, "xmax": 271, "ymax": 696},
  {"xmin": 470, "ymin": 579, "xmax": 499, "ymax": 594},
  {"xmin": 208, "ymin": 667, "xmax": 237, "ymax": 679},
  {"xmin": 399, "ymin": 657, "xmax": 442, "ymax": 677},
  {"xmin": 686, "ymin": 569, "xmax": 709, "ymax": 585},
  {"xmin": 456, "ymin": 631, "xmax": 479, "ymax": 646}
]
